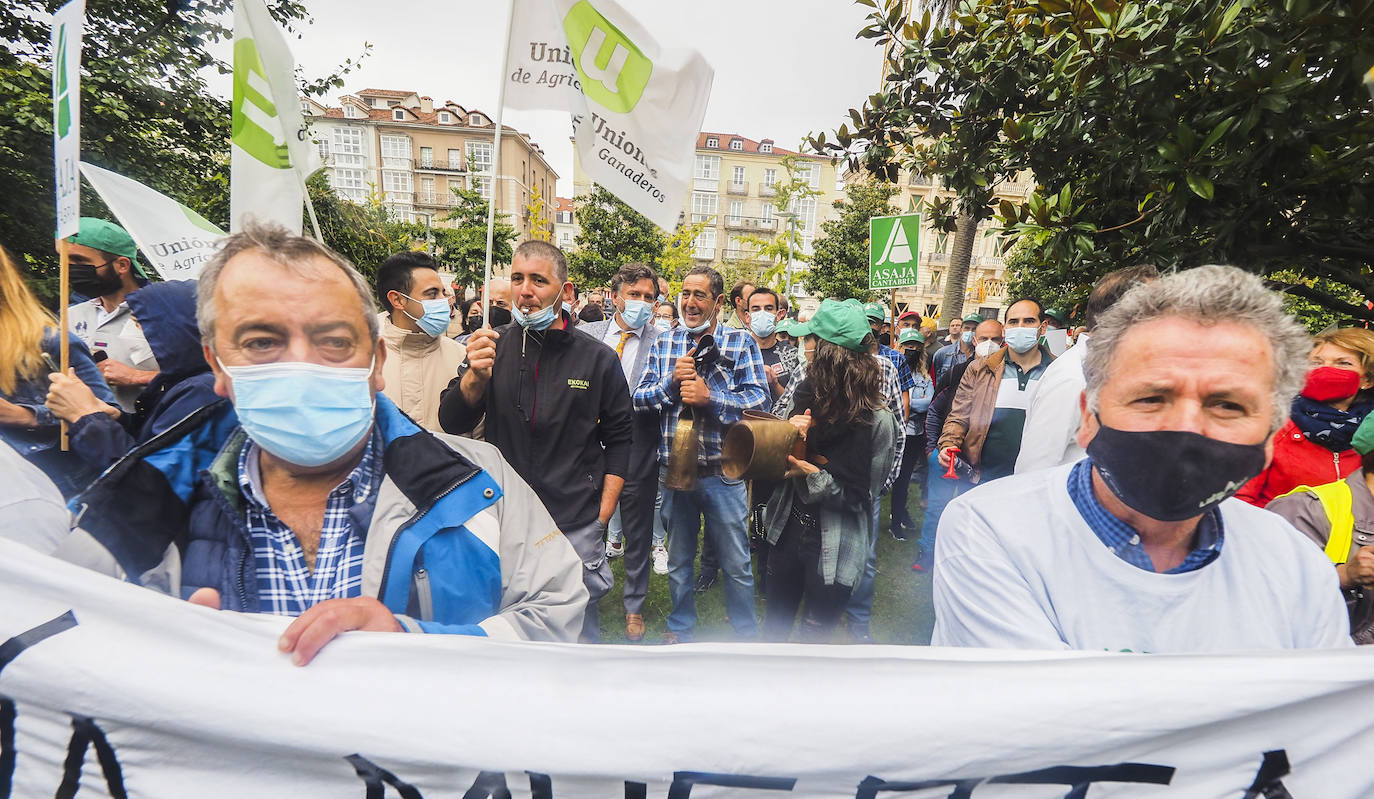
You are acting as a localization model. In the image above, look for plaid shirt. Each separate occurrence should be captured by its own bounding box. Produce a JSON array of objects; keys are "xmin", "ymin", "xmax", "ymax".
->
[
  {"xmin": 772, "ymin": 355, "xmax": 905, "ymax": 493},
  {"xmin": 239, "ymin": 427, "xmax": 382, "ymax": 616},
  {"xmin": 879, "ymin": 344, "xmax": 918, "ymax": 393},
  {"xmin": 633, "ymin": 324, "xmax": 770, "ymax": 473},
  {"xmin": 1066, "ymin": 458, "xmax": 1223, "ymax": 574}
]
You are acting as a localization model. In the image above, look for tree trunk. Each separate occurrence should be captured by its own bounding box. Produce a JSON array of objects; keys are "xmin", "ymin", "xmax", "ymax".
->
[{"xmin": 940, "ymin": 212, "xmax": 977, "ymax": 324}]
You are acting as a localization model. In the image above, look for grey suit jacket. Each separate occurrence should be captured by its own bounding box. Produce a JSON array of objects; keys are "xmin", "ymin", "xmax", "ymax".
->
[{"xmin": 578, "ymin": 317, "xmax": 662, "ymax": 479}]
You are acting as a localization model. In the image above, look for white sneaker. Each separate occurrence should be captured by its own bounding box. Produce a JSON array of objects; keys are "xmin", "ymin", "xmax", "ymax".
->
[
  {"xmin": 652, "ymin": 544, "xmax": 669, "ymax": 575},
  {"xmin": 606, "ymin": 538, "xmax": 624, "ymax": 559}
]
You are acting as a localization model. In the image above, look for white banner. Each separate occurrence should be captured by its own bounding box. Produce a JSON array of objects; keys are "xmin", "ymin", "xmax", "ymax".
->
[
  {"xmin": 3, "ymin": 538, "xmax": 1374, "ymax": 797},
  {"xmin": 505, "ymin": 0, "xmax": 712, "ymax": 232},
  {"xmin": 229, "ymin": 0, "xmax": 318, "ymax": 233},
  {"xmin": 50, "ymin": 0, "xmax": 84, "ymax": 239},
  {"xmin": 79, "ymin": 162, "xmax": 226, "ymax": 280}
]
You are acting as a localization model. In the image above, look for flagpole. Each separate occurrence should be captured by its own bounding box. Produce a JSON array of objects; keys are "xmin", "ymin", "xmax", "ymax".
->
[
  {"xmin": 483, "ymin": 0, "xmax": 516, "ymax": 327},
  {"xmin": 299, "ymin": 164, "xmax": 323, "ymax": 242},
  {"xmin": 58, "ymin": 237, "xmax": 70, "ymax": 451}
]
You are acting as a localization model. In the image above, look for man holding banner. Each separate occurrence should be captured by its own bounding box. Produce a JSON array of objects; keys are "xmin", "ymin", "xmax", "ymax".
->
[
  {"xmin": 933, "ymin": 266, "xmax": 1354, "ymax": 652},
  {"xmin": 56, "ymin": 224, "xmax": 588, "ymax": 664}
]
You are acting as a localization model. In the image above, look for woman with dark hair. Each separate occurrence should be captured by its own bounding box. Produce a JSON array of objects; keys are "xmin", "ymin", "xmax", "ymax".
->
[{"xmin": 761, "ymin": 299, "xmax": 899, "ymax": 642}]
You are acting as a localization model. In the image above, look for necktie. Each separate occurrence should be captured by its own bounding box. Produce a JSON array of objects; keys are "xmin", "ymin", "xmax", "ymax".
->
[{"xmin": 616, "ymin": 330, "xmax": 632, "ymax": 358}]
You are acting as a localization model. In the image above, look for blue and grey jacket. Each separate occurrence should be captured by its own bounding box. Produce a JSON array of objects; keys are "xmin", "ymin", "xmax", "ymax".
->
[{"xmin": 57, "ymin": 393, "xmax": 587, "ymax": 641}]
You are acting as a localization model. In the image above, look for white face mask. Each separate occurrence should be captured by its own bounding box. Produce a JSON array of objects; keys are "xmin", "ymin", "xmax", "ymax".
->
[{"xmin": 974, "ymin": 339, "xmax": 1001, "ymax": 358}]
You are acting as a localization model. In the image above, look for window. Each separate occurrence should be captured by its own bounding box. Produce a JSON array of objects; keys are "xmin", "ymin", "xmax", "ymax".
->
[
  {"xmin": 420, "ymin": 177, "xmax": 435, "ymax": 203},
  {"xmin": 691, "ymin": 191, "xmax": 718, "ymax": 221},
  {"xmin": 732, "ymin": 166, "xmax": 746, "ymax": 186},
  {"xmin": 343, "ymin": 104, "xmax": 358, "ymax": 119},
  {"xmin": 705, "ymin": 137, "xmax": 718, "ymax": 148},
  {"xmin": 729, "ymin": 200, "xmax": 743, "ymax": 224},
  {"xmin": 380, "ymin": 134, "xmax": 412, "ymax": 168},
  {"xmin": 800, "ymin": 163, "xmax": 821, "ymax": 189},
  {"xmin": 729, "ymin": 139, "xmax": 743, "ymax": 151},
  {"xmin": 315, "ymin": 136, "xmax": 329, "ymax": 162},
  {"xmin": 447, "ymin": 148, "xmax": 462, "ymax": 168},
  {"xmin": 760, "ymin": 204, "xmax": 773, "ymax": 224},
  {"xmin": 332, "ymin": 168, "xmax": 366, "ymax": 192},
  {"xmin": 467, "ymin": 141, "xmax": 493, "ymax": 173},
  {"xmin": 382, "ymin": 170, "xmax": 412, "ymax": 194},
  {"xmin": 299, "ymin": 101, "xmax": 312, "ymax": 116},
  {"xmin": 470, "ymin": 175, "xmax": 492, "ymax": 200},
  {"xmin": 794, "ymin": 195, "xmax": 818, "ymax": 234},
  {"xmin": 438, "ymin": 111, "xmax": 452, "ymax": 124},
  {"xmin": 419, "ymin": 146, "xmax": 433, "ymax": 167},
  {"xmin": 470, "ymin": 113, "xmax": 484, "ymax": 126},
  {"xmin": 760, "ymin": 142, "xmax": 773, "ymax": 154},
  {"xmin": 331, "ymin": 127, "xmax": 364, "ymax": 166},
  {"xmin": 393, "ymin": 109, "xmax": 405, "ymax": 121},
  {"xmin": 694, "ymin": 154, "xmax": 720, "ymax": 182},
  {"xmin": 763, "ymin": 168, "xmax": 777, "ymax": 187},
  {"xmin": 694, "ymin": 226, "xmax": 717, "ymax": 259}
]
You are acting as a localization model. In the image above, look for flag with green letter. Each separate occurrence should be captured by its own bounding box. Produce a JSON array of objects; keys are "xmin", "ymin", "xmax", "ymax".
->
[
  {"xmin": 51, "ymin": 0, "xmax": 85, "ymax": 238},
  {"xmin": 80, "ymin": 162, "xmax": 226, "ymax": 280},
  {"xmin": 230, "ymin": 0, "xmax": 318, "ymax": 234},
  {"xmin": 504, "ymin": 0, "xmax": 712, "ymax": 232}
]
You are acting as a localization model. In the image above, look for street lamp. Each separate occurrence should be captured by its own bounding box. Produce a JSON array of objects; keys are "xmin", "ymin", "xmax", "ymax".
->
[
  {"xmin": 774, "ymin": 209, "xmax": 799, "ymax": 307},
  {"xmin": 417, "ymin": 212, "xmax": 434, "ymax": 256}
]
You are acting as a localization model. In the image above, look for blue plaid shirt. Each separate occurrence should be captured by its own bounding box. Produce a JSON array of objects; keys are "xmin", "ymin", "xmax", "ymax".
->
[
  {"xmin": 633, "ymin": 324, "xmax": 770, "ymax": 472},
  {"xmin": 1066, "ymin": 458, "xmax": 1223, "ymax": 574},
  {"xmin": 879, "ymin": 344, "xmax": 918, "ymax": 393},
  {"xmin": 239, "ymin": 427, "xmax": 382, "ymax": 616}
]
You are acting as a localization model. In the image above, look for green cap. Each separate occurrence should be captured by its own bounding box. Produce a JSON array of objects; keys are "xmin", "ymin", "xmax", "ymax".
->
[
  {"xmin": 1044, "ymin": 307, "xmax": 1068, "ymax": 324},
  {"xmin": 862, "ymin": 301, "xmax": 887, "ymax": 322},
  {"xmin": 897, "ymin": 328, "xmax": 925, "ymax": 345},
  {"xmin": 1353, "ymin": 413, "xmax": 1374, "ymax": 456},
  {"xmin": 962, "ymin": 312, "xmax": 983, "ymax": 324},
  {"xmin": 784, "ymin": 298, "xmax": 871, "ymax": 352},
  {"xmin": 66, "ymin": 217, "xmax": 138, "ymax": 261}
]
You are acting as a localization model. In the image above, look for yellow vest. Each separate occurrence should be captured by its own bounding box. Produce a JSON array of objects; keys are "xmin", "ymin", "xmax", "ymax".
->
[{"xmin": 1278, "ymin": 481, "xmax": 1355, "ymax": 564}]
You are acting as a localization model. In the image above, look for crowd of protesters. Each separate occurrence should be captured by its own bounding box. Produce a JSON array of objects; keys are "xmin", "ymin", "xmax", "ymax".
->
[{"xmin": 1, "ymin": 216, "xmax": 1369, "ymax": 659}]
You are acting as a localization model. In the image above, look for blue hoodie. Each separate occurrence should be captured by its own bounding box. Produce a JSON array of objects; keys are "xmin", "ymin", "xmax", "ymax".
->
[{"xmin": 70, "ymin": 280, "xmax": 220, "ymax": 472}]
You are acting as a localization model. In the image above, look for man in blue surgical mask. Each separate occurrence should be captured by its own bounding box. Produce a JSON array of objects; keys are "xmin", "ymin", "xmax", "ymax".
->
[
  {"xmin": 439, "ymin": 240, "xmax": 634, "ymax": 643},
  {"xmin": 932, "ymin": 312, "xmax": 983, "ymax": 386},
  {"xmin": 375, "ymin": 251, "xmax": 466, "ymax": 432},
  {"xmin": 54, "ymin": 223, "xmax": 588, "ymax": 665}
]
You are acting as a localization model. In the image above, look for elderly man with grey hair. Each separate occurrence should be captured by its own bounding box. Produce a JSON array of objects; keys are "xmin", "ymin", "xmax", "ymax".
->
[
  {"xmin": 932, "ymin": 265, "xmax": 1353, "ymax": 652},
  {"xmin": 54, "ymin": 222, "xmax": 588, "ymax": 665}
]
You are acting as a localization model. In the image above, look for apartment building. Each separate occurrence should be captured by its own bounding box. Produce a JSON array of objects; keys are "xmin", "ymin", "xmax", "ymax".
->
[
  {"xmin": 301, "ymin": 88, "xmax": 559, "ymax": 240},
  {"xmin": 553, "ymin": 197, "xmax": 575, "ymax": 249},
  {"xmin": 572, "ymin": 131, "xmax": 845, "ymax": 275}
]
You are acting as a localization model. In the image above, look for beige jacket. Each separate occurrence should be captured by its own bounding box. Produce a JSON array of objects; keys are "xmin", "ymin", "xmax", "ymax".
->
[{"xmin": 380, "ymin": 314, "xmax": 466, "ymax": 431}]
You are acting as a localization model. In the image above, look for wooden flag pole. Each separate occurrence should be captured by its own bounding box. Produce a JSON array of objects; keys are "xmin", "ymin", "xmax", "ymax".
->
[
  {"xmin": 482, "ymin": 0, "xmax": 516, "ymax": 327},
  {"xmin": 58, "ymin": 236, "xmax": 70, "ymax": 451}
]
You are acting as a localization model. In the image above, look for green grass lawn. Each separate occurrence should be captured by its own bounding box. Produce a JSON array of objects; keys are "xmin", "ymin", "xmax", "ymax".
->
[{"xmin": 595, "ymin": 486, "xmax": 936, "ymax": 645}]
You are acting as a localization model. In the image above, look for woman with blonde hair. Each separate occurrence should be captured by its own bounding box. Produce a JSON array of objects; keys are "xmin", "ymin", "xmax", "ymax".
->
[
  {"xmin": 1239, "ymin": 327, "xmax": 1374, "ymax": 506},
  {"xmin": 0, "ymin": 245, "xmax": 116, "ymax": 497}
]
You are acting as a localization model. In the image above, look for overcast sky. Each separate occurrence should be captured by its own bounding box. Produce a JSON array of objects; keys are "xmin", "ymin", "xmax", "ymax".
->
[{"xmin": 207, "ymin": 0, "xmax": 885, "ymax": 197}]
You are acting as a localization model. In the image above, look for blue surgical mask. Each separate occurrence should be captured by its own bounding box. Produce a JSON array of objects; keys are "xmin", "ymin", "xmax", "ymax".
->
[
  {"xmin": 654, "ymin": 319, "xmax": 673, "ymax": 332},
  {"xmin": 749, "ymin": 313, "xmax": 777, "ymax": 338},
  {"xmin": 513, "ymin": 300, "xmax": 560, "ymax": 331},
  {"xmin": 619, "ymin": 299, "xmax": 654, "ymax": 329},
  {"xmin": 400, "ymin": 292, "xmax": 452, "ymax": 338},
  {"xmin": 562, "ymin": 301, "xmax": 573, "ymax": 315},
  {"xmin": 961, "ymin": 330, "xmax": 974, "ymax": 344},
  {"xmin": 679, "ymin": 300, "xmax": 712, "ymax": 334},
  {"xmin": 1005, "ymin": 327, "xmax": 1039, "ymax": 354},
  {"xmin": 219, "ymin": 357, "xmax": 376, "ymax": 468}
]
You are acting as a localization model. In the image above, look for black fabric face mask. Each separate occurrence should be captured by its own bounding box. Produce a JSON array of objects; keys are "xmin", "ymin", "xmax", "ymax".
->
[
  {"xmin": 1086, "ymin": 419, "xmax": 1268, "ymax": 521},
  {"xmin": 71, "ymin": 261, "xmax": 122, "ymax": 297}
]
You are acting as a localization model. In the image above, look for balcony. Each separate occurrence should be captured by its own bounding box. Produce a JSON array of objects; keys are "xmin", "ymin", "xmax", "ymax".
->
[
  {"xmin": 417, "ymin": 192, "xmax": 460, "ymax": 207},
  {"xmin": 759, "ymin": 182, "xmax": 777, "ymax": 197},
  {"xmin": 923, "ymin": 251, "xmax": 951, "ymax": 265},
  {"xmin": 727, "ymin": 181, "xmax": 749, "ymax": 196},
  {"xmin": 724, "ymin": 215, "xmax": 776, "ymax": 232},
  {"xmin": 693, "ymin": 247, "xmax": 716, "ymax": 260},
  {"xmin": 415, "ymin": 159, "xmax": 465, "ymax": 172},
  {"xmin": 721, "ymin": 248, "xmax": 769, "ymax": 263},
  {"xmin": 384, "ymin": 191, "xmax": 415, "ymax": 204}
]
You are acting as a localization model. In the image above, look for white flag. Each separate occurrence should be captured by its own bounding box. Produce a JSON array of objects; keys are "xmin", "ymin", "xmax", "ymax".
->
[
  {"xmin": 80, "ymin": 162, "xmax": 226, "ymax": 280},
  {"xmin": 51, "ymin": 0, "xmax": 84, "ymax": 238},
  {"xmin": 230, "ymin": 0, "xmax": 318, "ymax": 233},
  {"xmin": 505, "ymin": 0, "xmax": 712, "ymax": 232}
]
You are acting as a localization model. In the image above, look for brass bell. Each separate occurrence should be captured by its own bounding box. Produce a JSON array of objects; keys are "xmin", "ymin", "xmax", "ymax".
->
[{"xmin": 721, "ymin": 410, "xmax": 801, "ymax": 481}]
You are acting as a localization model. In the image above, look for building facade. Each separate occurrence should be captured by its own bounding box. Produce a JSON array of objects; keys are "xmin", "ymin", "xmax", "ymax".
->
[
  {"xmin": 572, "ymin": 132, "xmax": 845, "ymax": 283},
  {"xmin": 553, "ymin": 196, "xmax": 575, "ymax": 250},
  {"xmin": 302, "ymin": 88, "xmax": 559, "ymax": 241}
]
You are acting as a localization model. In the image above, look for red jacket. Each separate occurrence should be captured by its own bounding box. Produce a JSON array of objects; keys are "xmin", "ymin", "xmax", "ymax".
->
[{"xmin": 1238, "ymin": 419, "xmax": 1362, "ymax": 507}]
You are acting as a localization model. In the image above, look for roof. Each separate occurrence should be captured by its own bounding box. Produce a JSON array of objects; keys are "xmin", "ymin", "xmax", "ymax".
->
[
  {"xmin": 696, "ymin": 132, "xmax": 811, "ymax": 158},
  {"xmin": 554, "ymin": 197, "xmax": 575, "ymax": 212},
  {"xmin": 357, "ymin": 88, "xmax": 415, "ymax": 98}
]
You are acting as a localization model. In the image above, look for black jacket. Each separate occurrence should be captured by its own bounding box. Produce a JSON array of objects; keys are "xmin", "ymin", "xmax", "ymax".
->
[{"xmin": 438, "ymin": 316, "xmax": 633, "ymax": 529}]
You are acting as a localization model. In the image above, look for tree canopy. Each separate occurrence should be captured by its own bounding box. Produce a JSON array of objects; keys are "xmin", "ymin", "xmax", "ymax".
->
[
  {"xmin": 568, "ymin": 185, "xmax": 665, "ymax": 288},
  {"xmin": 804, "ymin": 180, "xmax": 895, "ymax": 302},
  {"xmin": 811, "ymin": 0, "xmax": 1374, "ymax": 323}
]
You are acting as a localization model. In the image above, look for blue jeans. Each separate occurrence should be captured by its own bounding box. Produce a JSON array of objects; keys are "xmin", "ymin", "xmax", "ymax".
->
[
  {"xmin": 662, "ymin": 474, "xmax": 758, "ymax": 639},
  {"xmin": 917, "ymin": 449, "xmax": 972, "ymax": 565},
  {"xmin": 843, "ymin": 500, "xmax": 882, "ymax": 630}
]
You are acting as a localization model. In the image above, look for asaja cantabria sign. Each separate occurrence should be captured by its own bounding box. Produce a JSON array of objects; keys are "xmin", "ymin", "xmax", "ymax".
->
[{"xmin": 869, "ymin": 213, "xmax": 920, "ymax": 291}]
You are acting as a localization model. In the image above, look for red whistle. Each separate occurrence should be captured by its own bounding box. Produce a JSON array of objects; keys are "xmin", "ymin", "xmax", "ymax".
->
[{"xmin": 942, "ymin": 447, "xmax": 962, "ymax": 480}]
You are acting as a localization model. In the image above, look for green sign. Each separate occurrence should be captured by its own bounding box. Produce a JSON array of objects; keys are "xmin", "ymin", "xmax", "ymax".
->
[
  {"xmin": 563, "ymin": 0, "xmax": 653, "ymax": 114},
  {"xmin": 869, "ymin": 213, "xmax": 920, "ymax": 290}
]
